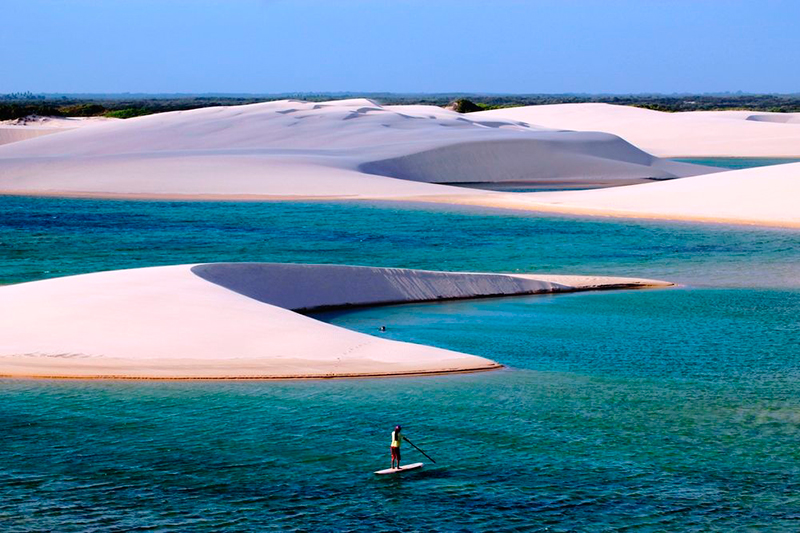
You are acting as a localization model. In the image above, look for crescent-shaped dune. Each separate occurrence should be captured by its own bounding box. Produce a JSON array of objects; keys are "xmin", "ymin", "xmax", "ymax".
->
[
  {"xmin": 475, "ymin": 103, "xmax": 800, "ymax": 158},
  {"xmin": 0, "ymin": 99, "xmax": 710, "ymax": 199},
  {"xmin": 0, "ymin": 263, "xmax": 670, "ymax": 379}
]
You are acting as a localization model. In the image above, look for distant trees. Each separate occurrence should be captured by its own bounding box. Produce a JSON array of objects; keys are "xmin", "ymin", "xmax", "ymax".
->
[
  {"xmin": 446, "ymin": 98, "xmax": 516, "ymax": 113},
  {"xmin": 60, "ymin": 103, "xmax": 106, "ymax": 116},
  {"xmin": 0, "ymin": 92, "xmax": 45, "ymax": 101},
  {"xmin": 1, "ymin": 93, "xmax": 799, "ymax": 121},
  {"xmin": 104, "ymin": 108, "xmax": 152, "ymax": 119},
  {"xmin": 447, "ymin": 98, "xmax": 484, "ymax": 113},
  {"xmin": 0, "ymin": 104, "xmax": 63, "ymax": 120}
]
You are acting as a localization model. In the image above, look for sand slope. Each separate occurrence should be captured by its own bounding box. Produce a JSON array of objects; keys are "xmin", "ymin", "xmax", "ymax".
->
[
  {"xmin": 0, "ymin": 99, "xmax": 710, "ymax": 198},
  {"xmin": 4, "ymin": 100, "xmax": 795, "ymax": 228},
  {"xmin": 0, "ymin": 116, "xmax": 117, "ymax": 146},
  {"xmin": 476, "ymin": 104, "xmax": 800, "ymax": 157},
  {"xmin": 523, "ymin": 162, "xmax": 800, "ymax": 226},
  {"xmin": 0, "ymin": 263, "xmax": 669, "ymax": 379},
  {"xmin": 427, "ymin": 162, "xmax": 800, "ymax": 227},
  {"xmin": 0, "ymin": 127, "xmax": 62, "ymax": 146}
]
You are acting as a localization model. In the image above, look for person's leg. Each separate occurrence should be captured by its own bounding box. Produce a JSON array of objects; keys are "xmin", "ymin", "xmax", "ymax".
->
[{"xmin": 396, "ymin": 448, "xmax": 401, "ymax": 468}]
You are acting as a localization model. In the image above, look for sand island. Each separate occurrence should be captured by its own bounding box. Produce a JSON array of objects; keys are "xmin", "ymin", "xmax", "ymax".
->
[
  {"xmin": 0, "ymin": 263, "xmax": 671, "ymax": 379},
  {"xmin": 2, "ymin": 99, "xmax": 798, "ymax": 377}
]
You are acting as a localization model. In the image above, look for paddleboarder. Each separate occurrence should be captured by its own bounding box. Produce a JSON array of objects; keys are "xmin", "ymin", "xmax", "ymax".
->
[
  {"xmin": 375, "ymin": 427, "xmax": 435, "ymax": 475},
  {"xmin": 390, "ymin": 425, "xmax": 404, "ymax": 469}
]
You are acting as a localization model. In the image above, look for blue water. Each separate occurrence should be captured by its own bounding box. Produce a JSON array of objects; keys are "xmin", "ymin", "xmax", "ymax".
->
[
  {"xmin": 2, "ymin": 196, "xmax": 799, "ymax": 288},
  {"xmin": 2, "ymin": 191, "xmax": 800, "ymax": 531}
]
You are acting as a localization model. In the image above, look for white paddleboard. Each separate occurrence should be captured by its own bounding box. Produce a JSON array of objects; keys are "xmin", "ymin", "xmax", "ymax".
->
[{"xmin": 374, "ymin": 462, "xmax": 424, "ymax": 475}]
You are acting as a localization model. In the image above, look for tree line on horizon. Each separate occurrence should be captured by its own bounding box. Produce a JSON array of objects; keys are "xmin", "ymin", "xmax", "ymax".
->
[{"xmin": 2, "ymin": 93, "xmax": 800, "ymax": 121}]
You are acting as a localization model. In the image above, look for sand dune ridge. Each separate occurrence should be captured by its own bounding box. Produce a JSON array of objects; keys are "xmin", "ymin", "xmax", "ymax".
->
[{"xmin": 0, "ymin": 263, "xmax": 670, "ymax": 379}]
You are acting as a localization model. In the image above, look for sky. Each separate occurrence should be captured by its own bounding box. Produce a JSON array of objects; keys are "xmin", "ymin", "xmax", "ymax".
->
[{"xmin": 3, "ymin": 0, "xmax": 799, "ymax": 94}]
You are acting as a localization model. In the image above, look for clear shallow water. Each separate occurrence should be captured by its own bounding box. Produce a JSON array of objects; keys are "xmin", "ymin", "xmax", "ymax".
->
[
  {"xmin": 2, "ymin": 194, "xmax": 800, "ymax": 531},
  {"xmin": 2, "ymin": 289, "xmax": 799, "ymax": 531}
]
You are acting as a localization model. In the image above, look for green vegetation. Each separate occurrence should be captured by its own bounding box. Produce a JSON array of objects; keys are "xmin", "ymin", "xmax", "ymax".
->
[
  {"xmin": 447, "ymin": 98, "xmax": 515, "ymax": 113},
  {"xmin": 449, "ymin": 98, "xmax": 483, "ymax": 113},
  {"xmin": 1, "ymin": 92, "xmax": 799, "ymax": 121},
  {"xmin": 447, "ymin": 98, "xmax": 530, "ymax": 113},
  {"xmin": 0, "ymin": 103, "xmax": 64, "ymax": 121},
  {"xmin": 103, "ymin": 108, "xmax": 153, "ymax": 119},
  {"xmin": 59, "ymin": 103, "xmax": 106, "ymax": 116}
]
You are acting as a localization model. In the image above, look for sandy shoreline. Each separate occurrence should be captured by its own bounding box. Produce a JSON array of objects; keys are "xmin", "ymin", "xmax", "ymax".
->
[
  {"xmin": 0, "ymin": 263, "xmax": 671, "ymax": 380},
  {"xmin": 395, "ymin": 194, "xmax": 800, "ymax": 230},
  {"xmin": 5, "ymin": 187, "xmax": 799, "ymax": 230},
  {"xmin": 0, "ymin": 365, "xmax": 504, "ymax": 382}
]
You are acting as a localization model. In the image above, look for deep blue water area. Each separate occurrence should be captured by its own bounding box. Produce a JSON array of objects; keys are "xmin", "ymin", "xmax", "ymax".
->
[
  {"xmin": 1, "ymin": 191, "xmax": 800, "ymax": 531},
  {"xmin": 1, "ymin": 196, "xmax": 798, "ymax": 288}
]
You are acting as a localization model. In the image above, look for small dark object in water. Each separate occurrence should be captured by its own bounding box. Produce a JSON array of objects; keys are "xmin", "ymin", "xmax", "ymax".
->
[{"xmin": 379, "ymin": 326, "xmax": 386, "ymax": 331}]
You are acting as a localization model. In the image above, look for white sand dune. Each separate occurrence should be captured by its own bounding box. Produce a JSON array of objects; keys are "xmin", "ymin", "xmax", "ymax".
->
[
  {"xmin": 475, "ymin": 104, "xmax": 800, "ymax": 157},
  {"xmin": 428, "ymin": 162, "xmax": 800, "ymax": 228},
  {"xmin": 0, "ymin": 263, "xmax": 670, "ymax": 379},
  {"xmin": 0, "ymin": 115, "xmax": 117, "ymax": 146},
  {"xmin": 3, "ymin": 100, "xmax": 796, "ymax": 228},
  {"xmin": 0, "ymin": 99, "xmax": 710, "ymax": 198},
  {"xmin": 0, "ymin": 127, "xmax": 61, "ymax": 146}
]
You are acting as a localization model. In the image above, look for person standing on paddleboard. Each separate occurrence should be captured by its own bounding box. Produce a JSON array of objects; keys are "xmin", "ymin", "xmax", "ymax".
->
[{"xmin": 390, "ymin": 425, "xmax": 404, "ymax": 469}]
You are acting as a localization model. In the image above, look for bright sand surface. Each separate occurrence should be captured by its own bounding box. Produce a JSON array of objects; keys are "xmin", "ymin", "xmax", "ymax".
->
[
  {"xmin": 0, "ymin": 263, "xmax": 670, "ymax": 379},
  {"xmin": 0, "ymin": 99, "xmax": 707, "ymax": 199},
  {"xmin": 404, "ymin": 161, "xmax": 800, "ymax": 228},
  {"xmin": 0, "ymin": 115, "xmax": 117, "ymax": 146},
  {"xmin": 476, "ymin": 103, "xmax": 800, "ymax": 157},
  {"xmin": 1, "ymin": 100, "xmax": 798, "ymax": 228}
]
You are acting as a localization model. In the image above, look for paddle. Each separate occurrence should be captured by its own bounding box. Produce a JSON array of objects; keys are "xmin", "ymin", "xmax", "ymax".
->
[{"xmin": 403, "ymin": 436, "xmax": 436, "ymax": 464}]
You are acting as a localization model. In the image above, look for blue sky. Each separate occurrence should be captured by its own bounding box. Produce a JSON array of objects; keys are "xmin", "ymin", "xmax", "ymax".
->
[{"xmin": 3, "ymin": 0, "xmax": 798, "ymax": 94}]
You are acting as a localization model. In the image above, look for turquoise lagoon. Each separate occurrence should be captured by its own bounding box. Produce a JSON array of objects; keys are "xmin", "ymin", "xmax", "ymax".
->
[
  {"xmin": 671, "ymin": 157, "xmax": 800, "ymax": 170},
  {"xmin": 1, "ymin": 194, "xmax": 800, "ymax": 531}
]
